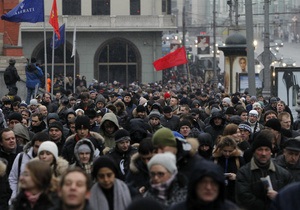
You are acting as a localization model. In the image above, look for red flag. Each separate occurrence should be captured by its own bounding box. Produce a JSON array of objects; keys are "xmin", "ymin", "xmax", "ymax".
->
[
  {"xmin": 153, "ymin": 47, "xmax": 188, "ymax": 71},
  {"xmin": 49, "ymin": 0, "xmax": 60, "ymax": 40}
]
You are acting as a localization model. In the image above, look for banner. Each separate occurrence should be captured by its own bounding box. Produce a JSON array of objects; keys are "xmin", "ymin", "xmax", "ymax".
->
[
  {"xmin": 50, "ymin": 24, "xmax": 65, "ymax": 49},
  {"xmin": 49, "ymin": 0, "xmax": 60, "ymax": 39},
  {"xmin": 1, "ymin": 0, "xmax": 44, "ymax": 23},
  {"xmin": 71, "ymin": 24, "xmax": 77, "ymax": 58},
  {"xmin": 153, "ymin": 47, "xmax": 188, "ymax": 71}
]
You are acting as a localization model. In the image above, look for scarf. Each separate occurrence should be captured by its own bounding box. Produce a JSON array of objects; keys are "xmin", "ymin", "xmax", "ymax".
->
[
  {"xmin": 90, "ymin": 179, "xmax": 131, "ymax": 210},
  {"xmin": 82, "ymin": 162, "xmax": 93, "ymax": 175},
  {"xmin": 24, "ymin": 190, "xmax": 42, "ymax": 208},
  {"xmin": 150, "ymin": 172, "xmax": 177, "ymax": 200}
]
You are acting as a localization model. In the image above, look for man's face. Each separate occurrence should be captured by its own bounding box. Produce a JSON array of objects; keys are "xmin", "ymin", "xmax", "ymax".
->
[
  {"xmin": 116, "ymin": 140, "xmax": 130, "ymax": 152},
  {"xmin": 76, "ymin": 128, "xmax": 89, "ymax": 139},
  {"xmin": 79, "ymin": 152, "xmax": 91, "ymax": 164},
  {"xmin": 137, "ymin": 111, "xmax": 146, "ymax": 119},
  {"xmin": 21, "ymin": 111, "xmax": 30, "ymax": 120},
  {"xmin": 55, "ymin": 93, "xmax": 61, "ymax": 100},
  {"xmin": 149, "ymin": 117, "xmax": 160, "ymax": 126},
  {"xmin": 196, "ymin": 176, "xmax": 219, "ymax": 202},
  {"xmin": 31, "ymin": 116, "xmax": 41, "ymax": 127},
  {"xmin": 33, "ymin": 140, "xmax": 42, "ymax": 155},
  {"xmin": 240, "ymin": 129, "xmax": 250, "ymax": 141},
  {"xmin": 169, "ymin": 98, "xmax": 178, "ymax": 106},
  {"xmin": 0, "ymin": 130, "xmax": 16, "ymax": 151},
  {"xmin": 284, "ymin": 149, "xmax": 300, "ymax": 165},
  {"xmin": 96, "ymin": 102, "xmax": 105, "ymax": 109},
  {"xmin": 19, "ymin": 106, "xmax": 27, "ymax": 112},
  {"xmin": 103, "ymin": 121, "xmax": 116, "ymax": 135},
  {"xmin": 43, "ymin": 94, "xmax": 51, "ymax": 103},
  {"xmin": 97, "ymin": 167, "xmax": 115, "ymax": 189},
  {"xmin": 280, "ymin": 116, "xmax": 291, "ymax": 130},
  {"xmin": 59, "ymin": 172, "xmax": 89, "ymax": 209},
  {"xmin": 254, "ymin": 146, "xmax": 272, "ymax": 164},
  {"xmin": 39, "ymin": 106, "xmax": 48, "ymax": 117},
  {"xmin": 140, "ymin": 153, "xmax": 153, "ymax": 165},
  {"xmin": 89, "ymin": 93, "xmax": 97, "ymax": 100},
  {"xmin": 49, "ymin": 128, "xmax": 62, "ymax": 142},
  {"xmin": 248, "ymin": 114, "xmax": 258, "ymax": 123},
  {"xmin": 163, "ymin": 112, "xmax": 172, "ymax": 119},
  {"xmin": 240, "ymin": 112, "xmax": 248, "ymax": 122},
  {"xmin": 213, "ymin": 118, "xmax": 222, "ymax": 126},
  {"xmin": 67, "ymin": 114, "xmax": 76, "ymax": 122},
  {"xmin": 123, "ymin": 96, "xmax": 131, "ymax": 103},
  {"xmin": 265, "ymin": 113, "xmax": 277, "ymax": 122},
  {"xmin": 8, "ymin": 119, "xmax": 20, "ymax": 129},
  {"xmin": 179, "ymin": 126, "xmax": 191, "ymax": 137},
  {"xmin": 277, "ymin": 103, "xmax": 284, "ymax": 112}
]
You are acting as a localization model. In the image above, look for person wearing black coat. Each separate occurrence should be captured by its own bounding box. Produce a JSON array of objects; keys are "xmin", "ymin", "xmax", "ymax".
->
[
  {"xmin": 204, "ymin": 111, "xmax": 226, "ymax": 145},
  {"xmin": 168, "ymin": 160, "xmax": 239, "ymax": 210}
]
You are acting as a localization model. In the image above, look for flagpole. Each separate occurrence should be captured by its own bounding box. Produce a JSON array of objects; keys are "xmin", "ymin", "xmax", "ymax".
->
[
  {"xmin": 63, "ymin": 19, "xmax": 67, "ymax": 90},
  {"xmin": 72, "ymin": 21, "xmax": 77, "ymax": 94},
  {"xmin": 51, "ymin": 31, "xmax": 55, "ymax": 98},
  {"xmin": 43, "ymin": 0, "xmax": 47, "ymax": 94}
]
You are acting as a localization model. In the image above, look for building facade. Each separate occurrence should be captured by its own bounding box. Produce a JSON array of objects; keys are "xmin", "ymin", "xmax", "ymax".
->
[{"xmin": 20, "ymin": 0, "xmax": 176, "ymax": 86}]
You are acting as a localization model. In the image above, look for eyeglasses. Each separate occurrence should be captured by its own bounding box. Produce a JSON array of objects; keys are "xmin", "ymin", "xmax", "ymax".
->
[{"xmin": 150, "ymin": 171, "xmax": 166, "ymax": 178}]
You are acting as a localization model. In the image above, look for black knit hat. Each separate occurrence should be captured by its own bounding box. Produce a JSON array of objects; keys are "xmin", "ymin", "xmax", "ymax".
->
[
  {"xmin": 8, "ymin": 112, "xmax": 22, "ymax": 122},
  {"xmin": 136, "ymin": 105, "xmax": 146, "ymax": 113},
  {"xmin": 265, "ymin": 118, "xmax": 281, "ymax": 132},
  {"xmin": 75, "ymin": 115, "xmax": 90, "ymax": 131},
  {"xmin": 48, "ymin": 121, "xmax": 63, "ymax": 133},
  {"xmin": 92, "ymin": 156, "xmax": 118, "ymax": 179},
  {"xmin": 178, "ymin": 120, "xmax": 192, "ymax": 129},
  {"xmin": 252, "ymin": 135, "xmax": 272, "ymax": 152},
  {"xmin": 114, "ymin": 129, "xmax": 131, "ymax": 143}
]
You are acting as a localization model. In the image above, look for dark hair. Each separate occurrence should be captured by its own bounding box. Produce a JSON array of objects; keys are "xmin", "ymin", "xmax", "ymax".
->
[
  {"xmin": 0, "ymin": 128, "xmax": 13, "ymax": 142},
  {"xmin": 31, "ymin": 113, "xmax": 43, "ymax": 121},
  {"xmin": 21, "ymin": 110, "xmax": 31, "ymax": 117},
  {"xmin": 138, "ymin": 138, "xmax": 154, "ymax": 155},
  {"xmin": 26, "ymin": 160, "xmax": 52, "ymax": 191},
  {"xmin": 31, "ymin": 132, "xmax": 50, "ymax": 146},
  {"xmin": 60, "ymin": 167, "xmax": 92, "ymax": 190}
]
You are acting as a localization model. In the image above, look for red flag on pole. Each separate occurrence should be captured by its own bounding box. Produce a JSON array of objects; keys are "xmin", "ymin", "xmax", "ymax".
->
[
  {"xmin": 49, "ymin": 0, "xmax": 60, "ymax": 40},
  {"xmin": 153, "ymin": 47, "xmax": 188, "ymax": 71}
]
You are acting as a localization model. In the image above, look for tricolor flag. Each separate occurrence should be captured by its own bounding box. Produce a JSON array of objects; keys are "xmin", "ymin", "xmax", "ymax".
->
[
  {"xmin": 49, "ymin": 0, "xmax": 60, "ymax": 40},
  {"xmin": 153, "ymin": 47, "xmax": 188, "ymax": 71},
  {"xmin": 1, "ymin": 0, "xmax": 44, "ymax": 23}
]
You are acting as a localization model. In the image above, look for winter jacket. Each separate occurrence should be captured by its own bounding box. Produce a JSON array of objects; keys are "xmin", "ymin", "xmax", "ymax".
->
[
  {"xmin": 274, "ymin": 154, "xmax": 300, "ymax": 181},
  {"xmin": 4, "ymin": 65, "xmax": 20, "ymax": 85},
  {"xmin": 204, "ymin": 111, "xmax": 226, "ymax": 145},
  {"xmin": 99, "ymin": 113, "xmax": 120, "ymax": 149},
  {"xmin": 236, "ymin": 158, "xmax": 293, "ymax": 210},
  {"xmin": 62, "ymin": 132, "xmax": 104, "ymax": 164},
  {"xmin": 9, "ymin": 142, "xmax": 35, "ymax": 201},
  {"xmin": 11, "ymin": 190, "xmax": 54, "ymax": 210},
  {"xmin": 144, "ymin": 173, "xmax": 188, "ymax": 210},
  {"xmin": 128, "ymin": 118, "xmax": 152, "ymax": 144},
  {"xmin": 107, "ymin": 146, "xmax": 138, "ymax": 181},
  {"xmin": 212, "ymin": 148, "xmax": 245, "ymax": 202},
  {"xmin": 160, "ymin": 115, "xmax": 180, "ymax": 131},
  {"xmin": 25, "ymin": 63, "xmax": 43, "ymax": 89},
  {"xmin": 169, "ymin": 160, "xmax": 239, "ymax": 210},
  {"xmin": 126, "ymin": 153, "xmax": 151, "ymax": 195},
  {"xmin": 49, "ymin": 200, "xmax": 93, "ymax": 210}
]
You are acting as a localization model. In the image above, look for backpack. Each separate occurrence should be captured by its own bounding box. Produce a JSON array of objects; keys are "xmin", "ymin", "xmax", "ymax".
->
[{"xmin": 4, "ymin": 68, "xmax": 14, "ymax": 85}]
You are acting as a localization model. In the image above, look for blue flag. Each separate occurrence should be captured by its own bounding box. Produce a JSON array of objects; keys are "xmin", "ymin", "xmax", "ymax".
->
[
  {"xmin": 50, "ymin": 24, "xmax": 65, "ymax": 49},
  {"xmin": 1, "ymin": 0, "xmax": 44, "ymax": 23}
]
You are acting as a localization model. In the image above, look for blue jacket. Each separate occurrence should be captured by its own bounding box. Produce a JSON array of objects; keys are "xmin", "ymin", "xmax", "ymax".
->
[{"xmin": 25, "ymin": 63, "xmax": 43, "ymax": 89}]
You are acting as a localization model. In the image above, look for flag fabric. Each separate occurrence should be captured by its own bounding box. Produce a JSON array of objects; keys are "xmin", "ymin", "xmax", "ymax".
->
[
  {"xmin": 49, "ymin": 0, "xmax": 60, "ymax": 40},
  {"xmin": 50, "ymin": 24, "xmax": 65, "ymax": 49},
  {"xmin": 71, "ymin": 24, "xmax": 77, "ymax": 58},
  {"xmin": 153, "ymin": 47, "xmax": 188, "ymax": 71},
  {"xmin": 1, "ymin": 0, "xmax": 44, "ymax": 23}
]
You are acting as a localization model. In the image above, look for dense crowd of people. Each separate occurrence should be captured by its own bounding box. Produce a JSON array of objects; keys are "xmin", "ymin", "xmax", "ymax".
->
[{"xmin": 1, "ymin": 63, "xmax": 300, "ymax": 210}]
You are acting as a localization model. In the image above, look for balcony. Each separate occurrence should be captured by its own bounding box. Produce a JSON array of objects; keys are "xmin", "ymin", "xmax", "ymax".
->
[{"xmin": 21, "ymin": 15, "xmax": 177, "ymax": 32}]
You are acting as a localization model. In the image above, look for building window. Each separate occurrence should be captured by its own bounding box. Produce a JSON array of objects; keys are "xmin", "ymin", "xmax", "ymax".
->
[
  {"xmin": 96, "ymin": 39, "xmax": 140, "ymax": 86},
  {"xmin": 130, "ymin": 0, "xmax": 140, "ymax": 15},
  {"xmin": 162, "ymin": 0, "xmax": 171, "ymax": 14},
  {"xmin": 92, "ymin": 0, "xmax": 110, "ymax": 15},
  {"xmin": 62, "ymin": 0, "xmax": 81, "ymax": 15}
]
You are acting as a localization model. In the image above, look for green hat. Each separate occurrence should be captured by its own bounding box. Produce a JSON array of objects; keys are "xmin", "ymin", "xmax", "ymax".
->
[{"xmin": 152, "ymin": 128, "xmax": 177, "ymax": 148}]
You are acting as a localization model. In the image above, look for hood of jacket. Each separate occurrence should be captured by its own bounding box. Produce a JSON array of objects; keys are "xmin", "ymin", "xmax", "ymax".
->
[
  {"xmin": 187, "ymin": 160, "xmax": 225, "ymax": 206},
  {"xmin": 13, "ymin": 123, "xmax": 30, "ymax": 142},
  {"xmin": 74, "ymin": 138, "xmax": 95, "ymax": 163},
  {"xmin": 99, "ymin": 112, "xmax": 119, "ymax": 130},
  {"xmin": 0, "ymin": 158, "xmax": 7, "ymax": 177},
  {"xmin": 129, "ymin": 152, "xmax": 148, "ymax": 174},
  {"xmin": 209, "ymin": 111, "xmax": 225, "ymax": 126},
  {"xmin": 47, "ymin": 113, "xmax": 60, "ymax": 125},
  {"xmin": 26, "ymin": 63, "xmax": 37, "ymax": 72}
]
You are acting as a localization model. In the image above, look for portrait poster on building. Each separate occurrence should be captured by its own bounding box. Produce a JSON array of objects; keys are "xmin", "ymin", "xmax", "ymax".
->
[
  {"xmin": 197, "ymin": 36, "xmax": 210, "ymax": 54},
  {"xmin": 275, "ymin": 68, "xmax": 300, "ymax": 108},
  {"xmin": 238, "ymin": 73, "xmax": 262, "ymax": 93},
  {"xmin": 224, "ymin": 56, "xmax": 248, "ymax": 93}
]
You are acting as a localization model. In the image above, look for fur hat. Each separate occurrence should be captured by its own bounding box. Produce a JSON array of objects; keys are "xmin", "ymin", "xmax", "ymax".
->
[
  {"xmin": 152, "ymin": 128, "xmax": 177, "ymax": 148},
  {"xmin": 136, "ymin": 105, "xmax": 146, "ymax": 113},
  {"xmin": 38, "ymin": 141, "xmax": 58, "ymax": 160},
  {"xmin": 75, "ymin": 115, "xmax": 90, "ymax": 131},
  {"xmin": 163, "ymin": 106, "xmax": 172, "ymax": 113},
  {"xmin": 252, "ymin": 136, "xmax": 272, "ymax": 152},
  {"xmin": 147, "ymin": 152, "xmax": 177, "ymax": 174}
]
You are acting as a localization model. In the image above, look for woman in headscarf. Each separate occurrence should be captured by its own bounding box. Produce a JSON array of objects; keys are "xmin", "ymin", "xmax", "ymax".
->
[{"xmin": 90, "ymin": 156, "xmax": 131, "ymax": 210}]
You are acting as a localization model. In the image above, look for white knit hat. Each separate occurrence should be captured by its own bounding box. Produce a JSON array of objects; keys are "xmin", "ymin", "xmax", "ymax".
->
[
  {"xmin": 147, "ymin": 152, "xmax": 177, "ymax": 174},
  {"xmin": 222, "ymin": 97, "xmax": 231, "ymax": 105},
  {"xmin": 38, "ymin": 141, "xmax": 58, "ymax": 160}
]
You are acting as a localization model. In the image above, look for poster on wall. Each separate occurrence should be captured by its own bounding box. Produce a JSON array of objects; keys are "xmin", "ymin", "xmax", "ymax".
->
[
  {"xmin": 238, "ymin": 73, "xmax": 262, "ymax": 93},
  {"xmin": 224, "ymin": 56, "xmax": 248, "ymax": 93},
  {"xmin": 197, "ymin": 36, "xmax": 210, "ymax": 54},
  {"xmin": 275, "ymin": 67, "xmax": 300, "ymax": 107}
]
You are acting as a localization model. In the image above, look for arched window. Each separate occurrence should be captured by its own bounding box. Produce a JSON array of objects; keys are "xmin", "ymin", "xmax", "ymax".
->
[
  {"xmin": 92, "ymin": 0, "xmax": 110, "ymax": 15},
  {"xmin": 95, "ymin": 39, "xmax": 141, "ymax": 86},
  {"xmin": 130, "ymin": 0, "xmax": 140, "ymax": 15},
  {"xmin": 62, "ymin": 0, "xmax": 81, "ymax": 15}
]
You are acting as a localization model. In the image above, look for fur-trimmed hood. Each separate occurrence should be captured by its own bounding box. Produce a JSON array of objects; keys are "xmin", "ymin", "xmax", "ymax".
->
[
  {"xmin": 74, "ymin": 138, "xmax": 96, "ymax": 163},
  {"xmin": 186, "ymin": 137, "xmax": 200, "ymax": 156},
  {"xmin": 129, "ymin": 152, "xmax": 141, "ymax": 173},
  {"xmin": 212, "ymin": 147, "xmax": 243, "ymax": 158},
  {"xmin": 65, "ymin": 131, "xmax": 105, "ymax": 145},
  {"xmin": 32, "ymin": 156, "xmax": 69, "ymax": 177}
]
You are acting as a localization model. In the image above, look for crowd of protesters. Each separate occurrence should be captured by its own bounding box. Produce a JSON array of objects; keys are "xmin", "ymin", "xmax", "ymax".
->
[{"xmin": 1, "ymin": 74, "xmax": 300, "ymax": 210}]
